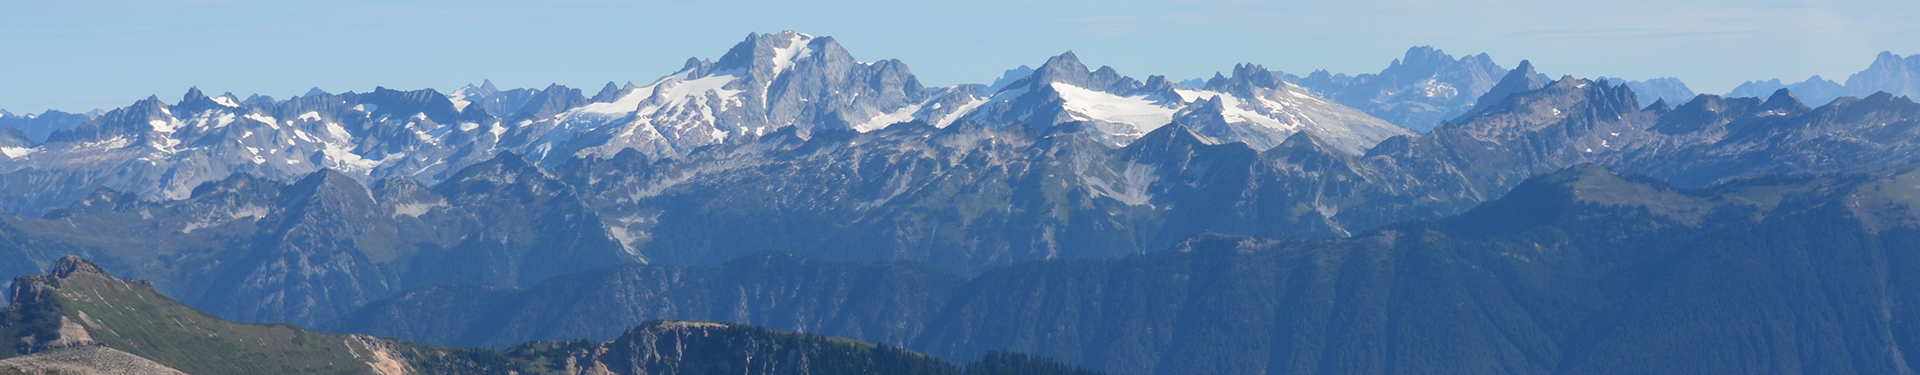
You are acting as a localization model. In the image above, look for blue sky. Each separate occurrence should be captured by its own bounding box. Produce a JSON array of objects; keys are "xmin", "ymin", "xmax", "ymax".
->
[{"xmin": 1, "ymin": 0, "xmax": 1913, "ymax": 113}]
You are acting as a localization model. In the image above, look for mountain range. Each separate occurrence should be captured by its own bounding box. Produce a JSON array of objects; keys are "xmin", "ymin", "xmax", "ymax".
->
[
  {"xmin": 0, "ymin": 30, "xmax": 1919, "ymax": 374},
  {"xmin": 319, "ymin": 162, "xmax": 1920, "ymax": 374},
  {"xmin": 1729, "ymin": 51, "xmax": 1920, "ymax": 107}
]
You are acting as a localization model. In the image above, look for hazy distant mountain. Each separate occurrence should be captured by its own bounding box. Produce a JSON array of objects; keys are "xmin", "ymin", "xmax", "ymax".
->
[
  {"xmin": 1846, "ymin": 51, "xmax": 1920, "ymax": 97},
  {"xmin": 1600, "ymin": 76, "xmax": 1695, "ymax": 108},
  {"xmin": 987, "ymin": 65, "xmax": 1035, "ymax": 91},
  {"xmin": 1292, "ymin": 46, "xmax": 1512, "ymax": 132},
  {"xmin": 1729, "ymin": 51, "xmax": 1919, "ymax": 106},
  {"xmin": 1728, "ymin": 76, "xmax": 1847, "ymax": 105},
  {"xmin": 0, "ymin": 109, "xmax": 90, "ymax": 143}
]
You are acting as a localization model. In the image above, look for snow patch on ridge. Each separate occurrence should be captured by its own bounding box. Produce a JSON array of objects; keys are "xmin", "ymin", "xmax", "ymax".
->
[
  {"xmin": 769, "ymin": 32, "xmax": 816, "ymax": 77},
  {"xmin": 1174, "ymin": 89, "xmax": 1307, "ymax": 132},
  {"xmin": 1, "ymin": 147, "xmax": 38, "ymax": 158},
  {"xmin": 445, "ymin": 90, "xmax": 472, "ymax": 111},
  {"xmin": 854, "ymin": 104, "xmax": 921, "ymax": 132}
]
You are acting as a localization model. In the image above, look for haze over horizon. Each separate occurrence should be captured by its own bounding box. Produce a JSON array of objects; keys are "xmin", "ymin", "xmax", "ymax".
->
[{"xmin": 1, "ymin": 0, "xmax": 1913, "ymax": 113}]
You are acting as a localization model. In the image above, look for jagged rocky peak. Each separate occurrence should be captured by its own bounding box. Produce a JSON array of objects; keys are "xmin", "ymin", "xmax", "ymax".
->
[
  {"xmin": 589, "ymin": 81, "xmax": 623, "ymax": 103},
  {"xmin": 1383, "ymin": 46, "xmax": 1502, "ymax": 88},
  {"xmin": 179, "ymin": 86, "xmax": 211, "ymax": 105},
  {"xmin": 173, "ymin": 86, "xmax": 245, "ymax": 114},
  {"xmin": 1002, "ymin": 51, "xmax": 1143, "ymax": 95},
  {"xmin": 44, "ymin": 95, "xmax": 171, "ymax": 143},
  {"xmin": 1444, "ymin": 74, "xmax": 1641, "ymax": 138},
  {"xmin": 1645, "ymin": 98, "xmax": 1674, "ymax": 114},
  {"xmin": 351, "ymin": 86, "xmax": 461, "ymax": 124},
  {"xmin": 1137, "ymin": 75, "xmax": 1181, "ymax": 100},
  {"xmin": 988, "ymin": 65, "xmax": 1036, "ymax": 91},
  {"xmin": 9, "ymin": 255, "xmax": 108, "ymax": 305},
  {"xmin": 48, "ymin": 255, "xmax": 104, "ymax": 279},
  {"xmin": 1203, "ymin": 63, "xmax": 1287, "ymax": 93},
  {"xmin": 676, "ymin": 57, "xmax": 716, "ymax": 78},
  {"xmin": 1028, "ymin": 51, "xmax": 1090, "ymax": 89},
  {"xmin": 1569, "ymin": 75, "xmax": 1644, "ymax": 117},
  {"xmin": 512, "ymin": 83, "xmax": 587, "ymax": 119},
  {"xmin": 1599, "ymin": 77, "xmax": 1696, "ymax": 108},
  {"xmin": 1195, "ymin": 95, "xmax": 1229, "ymax": 113},
  {"xmin": 1395, "ymin": 46, "xmax": 1466, "ymax": 68},
  {"xmin": 1846, "ymin": 51, "xmax": 1920, "ymax": 97},
  {"xmin": 1290, "ymin": 45, "xmax": 1512, "ymax": 132},
  {"xmin": 1465, "ymin": 59, "xmax": 1552, "ymax": 118}
]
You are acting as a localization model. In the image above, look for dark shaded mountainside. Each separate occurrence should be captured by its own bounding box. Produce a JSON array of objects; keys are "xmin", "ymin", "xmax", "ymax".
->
[
  {"xmin": 0, "ymin": 154, "xmax": 639, "ymax": 329},
  {"xmin": 330, "ymin": 163, "xmax": 1920, "ymax": 375},
  {"xmin": 0, "ymin": 255, "xmax": 1099, "ymax": 375},
  {"xmin": 0, "ymin": 65, "xmax": 1918, "ymax": 332}
]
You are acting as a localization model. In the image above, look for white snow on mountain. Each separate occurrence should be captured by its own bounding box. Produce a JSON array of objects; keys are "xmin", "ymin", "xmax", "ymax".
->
[
  {"xmin": 0, "ymin": 30, "xmax": 1413, "ymax": 214},
  {"xmin": 1051, "ymin": 83, "xmax": 1176, "ymax": 137}
]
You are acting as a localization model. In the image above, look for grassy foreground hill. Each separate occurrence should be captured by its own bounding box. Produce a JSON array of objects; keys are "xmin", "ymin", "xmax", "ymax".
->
[{"xmin": 0, "ymin": 255, "xmax": 1098, "ymax": 375}]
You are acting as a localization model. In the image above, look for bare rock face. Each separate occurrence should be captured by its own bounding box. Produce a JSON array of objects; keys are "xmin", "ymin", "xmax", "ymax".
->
[{"xmin": 46, "ymin": 256, "xmax": 99, "ymax": 280}]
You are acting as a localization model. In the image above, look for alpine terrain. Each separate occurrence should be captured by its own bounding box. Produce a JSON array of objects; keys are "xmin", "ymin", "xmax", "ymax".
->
[{"xmin": 0, "ymin": 29, "xmax": 1918, "ymax": 375}]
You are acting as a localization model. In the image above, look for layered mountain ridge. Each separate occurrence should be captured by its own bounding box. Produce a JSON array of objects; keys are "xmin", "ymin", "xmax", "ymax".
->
[
  {"xmin": 1729, "ymin": 51, "xmax": 1920, "ymax": 106},
  {"xmin": 0, "ymin": 31, "xmax": 1421, "ymax": 217},
  {"xmin": 2, "ymin": 64, "xmax": 1916, "ymax": 329},
  {"xmin": 0, "ymin": 32, "xmax": 1917, "ymax": 375},
  {"xmin": 326, "ymin": 162, "xmax": 1920, "ymax": 375}
]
